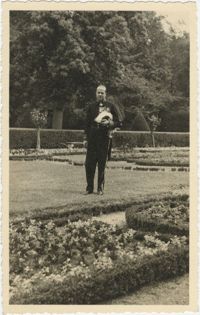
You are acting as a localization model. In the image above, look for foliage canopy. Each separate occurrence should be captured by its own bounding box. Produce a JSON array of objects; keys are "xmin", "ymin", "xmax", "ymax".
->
[{"xmin": 10, "ymin": 11, "xmax": 189, "ymax": 131}]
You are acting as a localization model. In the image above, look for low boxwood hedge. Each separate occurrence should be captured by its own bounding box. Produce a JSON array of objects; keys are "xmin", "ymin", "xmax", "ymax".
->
[
  {"xmin": 126, "ymin": 194, "xmax": 189, "ymax": 236},
  {"xmin": 10, "ymin": 192, "xmax": 184, "ymax": 224},
  {"xmin": 10, "ymin": 128, "xmax": 189, "ymax": 149},
  {"xmin": 10, "ymin": 218, "xmax": 188, "ymax": 304},
  {"xmin": 10, "ymin": 244, "xmax": 189, "ymax": 304},
  {"xmin": 134, "ymin": 160, "xmax": 189, "ymax": 167}
]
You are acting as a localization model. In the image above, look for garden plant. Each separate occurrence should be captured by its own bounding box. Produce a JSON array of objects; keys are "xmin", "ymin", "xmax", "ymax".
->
[{"xmin": 10, "ymin": 218, "xmax": 188, "ymax": 304}]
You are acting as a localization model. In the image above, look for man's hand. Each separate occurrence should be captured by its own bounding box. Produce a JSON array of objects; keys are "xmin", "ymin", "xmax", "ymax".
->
[{"xmin": 100, "ymin": 119, "xmax": 114, "ymax": 128}]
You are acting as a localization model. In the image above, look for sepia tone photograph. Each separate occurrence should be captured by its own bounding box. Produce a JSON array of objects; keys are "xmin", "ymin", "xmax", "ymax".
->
[{"xmin": 2, "ymin": 1, "xmax": 198, "ymax": 313}]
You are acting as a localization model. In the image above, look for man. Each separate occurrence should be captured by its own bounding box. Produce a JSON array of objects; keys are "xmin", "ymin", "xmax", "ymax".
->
[{"xmin": 84, "ymin": 85, "xmax": 122, "ymax": 195}]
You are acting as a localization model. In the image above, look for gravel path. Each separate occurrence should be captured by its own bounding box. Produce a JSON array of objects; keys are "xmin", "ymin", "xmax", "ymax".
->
[
  {"xmin": 94, "ymin": 211, "xmax": 189, "ymax": 305},
  {"xmin": 104, "ymin": 274, "xmax": 189, "ymax": 305},
  {"xmin": 93, "ymin": 211, "xmax": 126, "ymax": 226}
]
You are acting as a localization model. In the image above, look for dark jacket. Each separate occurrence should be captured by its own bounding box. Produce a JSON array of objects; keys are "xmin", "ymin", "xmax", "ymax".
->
[{"xmin": 84, "ymin": 101, "xmax": 122, "ymax": 141}]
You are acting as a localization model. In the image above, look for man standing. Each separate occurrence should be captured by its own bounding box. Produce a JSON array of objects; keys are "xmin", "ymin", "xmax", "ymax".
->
[{"xmin": 84, "ymin": 85, "xmax": 122, "ymax": 195}]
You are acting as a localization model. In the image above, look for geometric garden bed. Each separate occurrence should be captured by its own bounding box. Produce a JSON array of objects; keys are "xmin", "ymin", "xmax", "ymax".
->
[
  {"xmin": 126, "ymin": 194, "xmax": 189, "ymax": 236},
  {"xmin": 10, "ymin": 216, "xmax": 189, "ymax": 304}
]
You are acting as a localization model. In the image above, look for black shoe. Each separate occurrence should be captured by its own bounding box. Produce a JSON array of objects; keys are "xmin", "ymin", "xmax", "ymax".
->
[
  {"xmin": 97, "ymin": 190, "xmax": 103, "ymax": 195},
  {"xmin": 84, "ymin": 190, "xmax": 93, "ymax": 195}
]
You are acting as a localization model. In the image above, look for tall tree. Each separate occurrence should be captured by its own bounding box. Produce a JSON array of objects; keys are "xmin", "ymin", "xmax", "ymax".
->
[{"xmin": 10, "ymin": 10, "xmax": 189, "ymax": 131}]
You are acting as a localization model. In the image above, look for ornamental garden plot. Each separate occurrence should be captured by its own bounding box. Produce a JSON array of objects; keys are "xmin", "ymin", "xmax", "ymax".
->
[
  {"xmin": 112, "ymin": 149, "xmax": 189, "ymax": 167},
  {"xmin": 126, "ymin": 194, "xmax": 189, "ymax": 236},
  {"xmin": 10, "ymin": 217, "xmax": 188, "ymax": 304}
]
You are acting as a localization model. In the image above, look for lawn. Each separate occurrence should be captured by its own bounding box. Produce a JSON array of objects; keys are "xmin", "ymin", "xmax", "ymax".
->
[
  {"xmin": 9, "ymin": 159, "xmax": 190, "ymax": 305},
  {"xmin": 10, "ymin": 160, "xmax": 189, "ymax": 216}
]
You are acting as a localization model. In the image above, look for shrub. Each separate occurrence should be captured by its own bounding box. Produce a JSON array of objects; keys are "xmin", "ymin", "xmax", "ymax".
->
[
  {"xmin": 10, "ymin": 128, "xmax": 189, "ymax": 149},
  {"xmin": 10, "ymin": 192, "xmax": 185, "ymax": 223},
  {"xmin": 111, "ymin": 149, "xmax": 189, "ymax": 166},
  {"xmin": 132, "ymin": 111, "xmax": 150, "ymax": 131},
  {"xmin": 10, "ymin": 128, "xmax": 37, "ymax": 149},
  {"xmin": 134, "ymin": 159, "xmax": 189, "ymax": 167},
  {"xmin": 10, "ymin": 219, "xmax": 188, "ymax": 304},
  {"xmin": 10, "ymin": 128, "xmax": 84, "ymax": 149},
  {"xmin": 112, "ymin": 131, "xmax": 189, "ymax": 148},
  {"xmin": 126, "ymin": 194, "xmax": 189, "ymax": 236}
]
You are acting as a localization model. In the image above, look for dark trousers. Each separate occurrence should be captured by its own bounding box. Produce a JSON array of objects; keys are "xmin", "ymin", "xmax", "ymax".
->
[{"xmin": 85, "ymin": 129, "xmax": 109, "ymax": 192}]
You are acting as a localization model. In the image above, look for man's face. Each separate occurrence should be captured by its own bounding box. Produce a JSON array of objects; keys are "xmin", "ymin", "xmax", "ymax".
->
[{"xmin": 96, "ymin": 87, "xmax": 106, "ymax": 102}]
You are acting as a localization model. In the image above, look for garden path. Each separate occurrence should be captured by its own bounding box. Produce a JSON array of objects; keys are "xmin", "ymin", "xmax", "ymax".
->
[
  {"xmin": 93, "ymin": 211, "xmax": 125, "ymax": 226},
  {"xmin": 104, "ymin": 274, "xmax": 189, "ymax": 305},
  {"xmin": 94, "ymin": 210, "xmax": 189, "ymax": 305}
]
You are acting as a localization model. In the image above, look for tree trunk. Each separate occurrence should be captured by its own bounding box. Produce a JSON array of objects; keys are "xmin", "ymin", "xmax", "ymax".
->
[
  {"xmin": 151, "ymin": 131, "xmax": 155, "ymax": 147},
  {"xmin": 36, "ymin": 128, "xmax": 41, "ymax": 150},
  {"xmin": 52, "ymin": 110, "xmax": 63, "ymax": 129}
]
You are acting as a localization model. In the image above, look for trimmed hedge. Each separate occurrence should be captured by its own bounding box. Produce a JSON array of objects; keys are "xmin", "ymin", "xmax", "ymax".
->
[
  {"xmin": 10, "ymin": 128, "xmax": 189, "ymax": 149},
  {"xmin": 126, "ymin": 194, "xmax": 189, "ymax": 236},
  {"xmin": 134, "ymin": 160, "xmax": 189, "ymax": 167},
  {"xmin": 10, "ymin": 128, "xmax": 84, "ymax": 149},
  {"xmin": 126, "ymin": 213, "xmax": 189, "ymax": 236},
  {"xmin": 10, "ymin": 128, "xmax": 38, "ymax": 149},
  {"xmin": 10, "ymin": 245, "xmax": 189, "ymax": 304},
  {"xmin": 10, "ymin": 192, "xmax": 181, "ymax": 224},
  {"xmin": 112, "ymin": 131, "xmax": 189, "ymax": 148}
]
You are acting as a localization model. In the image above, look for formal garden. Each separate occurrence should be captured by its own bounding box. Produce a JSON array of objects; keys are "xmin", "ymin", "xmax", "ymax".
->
[
  {"xmin": 9, "ymin": 129, "xmax": 189, "ymax": 305},
  {"xmin": 9, "ymin": 10, "xmax": 190, "ymax": 305}
]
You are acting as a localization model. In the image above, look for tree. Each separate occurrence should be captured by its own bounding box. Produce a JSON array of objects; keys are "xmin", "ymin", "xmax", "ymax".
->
[
  {"xmin": 30, "ymin": 109, "xmax": 47, "ymax": 149},
  {"xmin": 147, "ymin": 114, "xmax": 161, "ymax": 147},
  {"xmin": 10, "ymin": 11, "xmax": 189, "ymax": 132},
  {"xmin": 10, "ymin": 11, "xmax": 93, "ymax": 126}
]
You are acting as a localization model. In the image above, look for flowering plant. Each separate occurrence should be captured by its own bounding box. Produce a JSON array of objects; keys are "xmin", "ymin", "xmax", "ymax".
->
[
  {"xmin": 10, "ymin": 218, "xmax": 187, "ymax": 286},
  {"xmin": 10, "ymin": 217, "xmax": 189, "ymax": 304}
]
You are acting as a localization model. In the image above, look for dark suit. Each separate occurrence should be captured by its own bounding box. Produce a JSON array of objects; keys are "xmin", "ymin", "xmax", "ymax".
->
[{"xmin": 84, "ymin": 101, "xmax": 122, "ymax": 193}]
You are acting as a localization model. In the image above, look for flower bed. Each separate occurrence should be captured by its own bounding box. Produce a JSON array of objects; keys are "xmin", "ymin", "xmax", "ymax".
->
[
  {"xmin": 134, "ymin": 159, "xmax": 189, "ymax": 167},
  {"xmin": 111, "ymin": 149, "xmax": 189, "ymax": 167},
  {"xmin": 10, "ymin": 219, "xmax": 188, "ymax": 304},
  {"xmin": 126, "ymin": 194, "xmax": 189, "ymax": 236},
  {"xmin": 10, "ymin": 148, "xmax": 86, "ymax": 159}
]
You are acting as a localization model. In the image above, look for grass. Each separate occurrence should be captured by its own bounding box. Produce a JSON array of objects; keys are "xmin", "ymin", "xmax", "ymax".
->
[
  {"xmin": 9, "ymin": 159, "xmax": 189, "ymax": 305},
  {"xmin": 10, "ymin": 160, "xmax": 189, "ymax": 216}
]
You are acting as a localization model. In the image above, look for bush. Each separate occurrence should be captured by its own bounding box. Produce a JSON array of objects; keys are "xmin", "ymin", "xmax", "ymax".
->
[
  {"xmin": 112, "ymin": 131, "xmax": 189, "ymax": 148},
  {"xmin": 10, "ymin": 128, "xmax": 37, "ymax": 149},
  {"xmin": 10, "ymin": 128, "xmax": 189, "ymax": 149},
  {"xmin": 111, "ymin": 149, "xmax": 189, "ymax": 166},
  {"xmin": 10, "ymin": 192, "xmax": 183, "ymax": 223},
  {"xmin": 134, "ymin": 159, "xmax": 189, "ymax": 167},
  {"xmin": 10, "ymin": 219, "xmax": 188, "ymax": 304},
  {"xmin": 10, "ymin": 128, "xmax": 84, "ymax": 149},
  {"xmin": 132, "ymin": 111, "xmax": 150, "ymax": 131},
  {"xmin": 126, "ymin": 194, "xmax": 189, "ymax": 236}
]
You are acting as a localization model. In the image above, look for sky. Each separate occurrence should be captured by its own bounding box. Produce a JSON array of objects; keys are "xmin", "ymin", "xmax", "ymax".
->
[{"xmin": 156, "ymin": 10, "xmax": 189, "ymax": 34}]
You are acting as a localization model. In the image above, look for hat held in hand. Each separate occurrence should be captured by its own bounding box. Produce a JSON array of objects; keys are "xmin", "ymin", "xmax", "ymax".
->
[{"xmin": 94, "ymin": 110, "xmax": 113, "ymax": 123}]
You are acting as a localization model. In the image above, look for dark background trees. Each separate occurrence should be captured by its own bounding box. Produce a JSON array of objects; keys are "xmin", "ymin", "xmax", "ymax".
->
[{"xmin": 10, "ymin": 11, "xmax": 189, "ymax": 131}]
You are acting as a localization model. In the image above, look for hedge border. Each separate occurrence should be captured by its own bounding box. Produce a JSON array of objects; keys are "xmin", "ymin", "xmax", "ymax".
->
[
  {"xmin": 126, "ymin": 213, "xmax": 189, "ymax": 236},
  {"xmin": 10, "ymin": 245, "xmax": 189, "ymax": 304},
  {"xmin": 10, "ymin": 128, "xmax": 189, "ymax": 149},
  {"xmin": 10, "ymin": 192, "xmax": 189, "ymax": 227},
  {"xmin": 126, "ymin": 194, "xmax": 189, "ymax": 236}
]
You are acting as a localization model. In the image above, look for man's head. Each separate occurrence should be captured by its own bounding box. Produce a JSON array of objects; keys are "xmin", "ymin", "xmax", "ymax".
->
[{"xmin": 96, "ymin": 85, "xmax": 106, "ymax": 102}]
